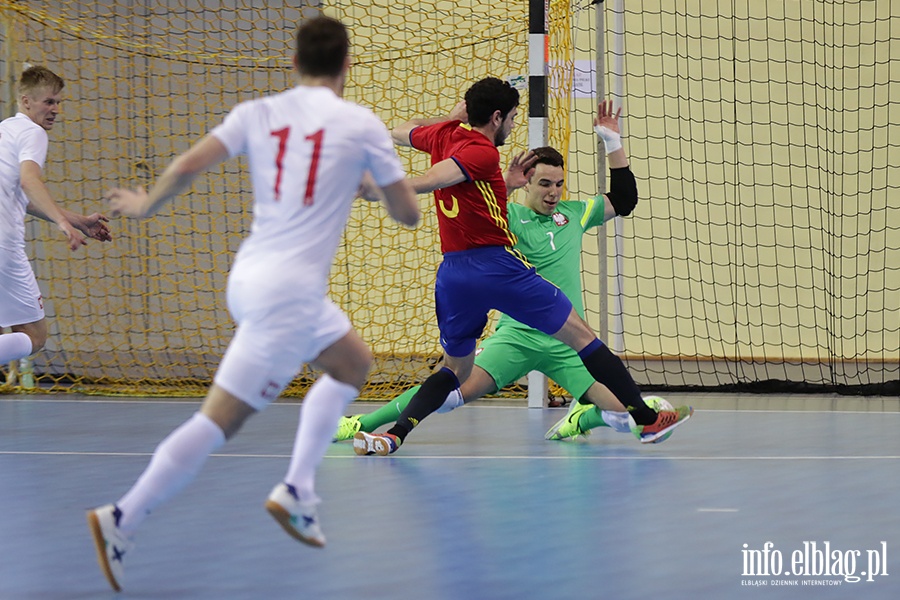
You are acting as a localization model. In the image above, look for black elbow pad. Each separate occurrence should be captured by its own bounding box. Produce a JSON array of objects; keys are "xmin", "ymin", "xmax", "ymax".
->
[{"xmin": 607, "ymin": 166, "xmax": 638, "ymax": 217}]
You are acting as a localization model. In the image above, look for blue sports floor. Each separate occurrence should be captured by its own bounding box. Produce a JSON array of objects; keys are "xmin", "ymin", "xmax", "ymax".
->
[{"xmin": 1, "ymin": 393, "xmax": 899, "ymax": 599}]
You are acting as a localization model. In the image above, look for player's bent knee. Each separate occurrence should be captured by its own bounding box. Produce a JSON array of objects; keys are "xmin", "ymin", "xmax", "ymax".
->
[
  {"xmin": 28, "ymin": 334, "xmax": 46, "ymax": 353},
  {"xmin": 340, "ymin": 363, "xmax": 371, "ymax": 390},
  {"xmin": 442, "ymin": 352, "xmax": 475, "ymax": 383},
  {"xmin": 201, "ymin": 385, "xmax": 257, "ymax": 439},
  {"xmin": 551, "ymin": 310, "xmax": 596, "ymax": 350},
  {"xmin": 314, "ymin": 329, "xmax": 372, "ymax": 389},
  {"xmin": 325, "ymin": 349, "xmax": 371, "ymax": 390},
  {"xmin": 13, "ymin": 321, "xmax": 47, "ymax": 353}
]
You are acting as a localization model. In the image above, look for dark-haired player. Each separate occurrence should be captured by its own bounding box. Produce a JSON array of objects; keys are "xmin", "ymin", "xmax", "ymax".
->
[
  {"xmin": 353, "ymin": 85, "xmax": 691, "ymax": 457},
  {"xmin": 86, "ymin": 16, "xmax": 418, "ymax": 591}
]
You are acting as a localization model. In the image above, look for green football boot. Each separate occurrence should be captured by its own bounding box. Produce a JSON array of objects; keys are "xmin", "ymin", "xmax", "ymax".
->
[
  {"xmin": 545, "ymin": 401, "xmax": 593, "ymax": 441},
  {"xmin": 332, "ymin": 415, "xmax": 362, "ymax": 442}
]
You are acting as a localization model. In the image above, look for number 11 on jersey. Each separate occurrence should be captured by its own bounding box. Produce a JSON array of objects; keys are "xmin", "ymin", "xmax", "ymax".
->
[{"xmin": 270, "ymin": 127, "xmax": 324, "ymax": 205}]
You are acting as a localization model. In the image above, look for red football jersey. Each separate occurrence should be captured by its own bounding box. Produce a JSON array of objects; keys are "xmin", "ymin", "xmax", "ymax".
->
[{"xmin": 410, "ymin": 121, "xmax": 517, "ymax": 253}]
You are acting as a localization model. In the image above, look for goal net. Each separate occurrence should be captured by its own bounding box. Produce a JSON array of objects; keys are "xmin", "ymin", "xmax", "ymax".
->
[
  {"xmin": 567, "ymin": 0, "xmax": 899, "ymax": 394},
  {"xmin": 1, "ymin": 0, "xmax": 896, "ymax": 397},
  {"xmin": 0, "ymin": 0, "xmax": 537, "ymax": 397}
]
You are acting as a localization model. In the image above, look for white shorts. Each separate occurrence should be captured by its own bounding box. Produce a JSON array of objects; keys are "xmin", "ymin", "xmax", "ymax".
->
[
  {"xmin": 0, "ymin": 248, "xmax": 44, "ymax": 328},
  {"xmin": 213, "ymin": 260, "xmax": 352, "ymax": 410}
]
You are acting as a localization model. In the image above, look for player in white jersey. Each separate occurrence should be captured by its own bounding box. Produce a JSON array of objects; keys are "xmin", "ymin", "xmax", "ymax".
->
[
  {"xmin": 86, "ymin": 17, "xmax": 419, "ymax": 592},
  {"xmin": 0, "ymin": 66, "xmax": 112, "ymax": 370}
]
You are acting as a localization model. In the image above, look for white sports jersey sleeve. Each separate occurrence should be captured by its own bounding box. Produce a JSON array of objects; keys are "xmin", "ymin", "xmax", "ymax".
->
[
  {"xmin": 210, "ymin": 102, "xmax": 251, "ymax": 159},
  {"xmin": 0, "ymin": 113, "xmax": 50, "ymax": 250},
  {"xmin": 209, "ymin": 86, "xmax": 406, "ymax": 292},
  {"xmin": 15, "ymin": 122, "xmax": 49, "ymax": 168}
]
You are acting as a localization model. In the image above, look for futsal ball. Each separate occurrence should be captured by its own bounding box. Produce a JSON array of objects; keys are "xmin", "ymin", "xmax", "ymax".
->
[{"xmin": 643, "ymin": 395, "xmax": 675, "ymax": 444}]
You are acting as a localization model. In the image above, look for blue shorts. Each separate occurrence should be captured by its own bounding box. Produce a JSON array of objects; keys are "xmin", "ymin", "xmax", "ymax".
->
[{"xmin": 434, "ymin": 246, "xmax": 573, "ymax": 357}]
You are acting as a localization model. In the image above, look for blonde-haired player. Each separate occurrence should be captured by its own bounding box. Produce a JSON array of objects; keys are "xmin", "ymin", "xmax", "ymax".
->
[
  {"xmin": 0, "ymin": 66, "xmax": 112, "ymax": 377},
  {"xmin": 86, "ymin": 16, "xmax": 418, "ymax": 592}
]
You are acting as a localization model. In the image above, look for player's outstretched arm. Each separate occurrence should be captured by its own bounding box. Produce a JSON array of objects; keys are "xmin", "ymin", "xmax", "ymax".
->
[
  {"xmin": 391, "ymin": 101, "xmax": 467, "ymax": 148},
  {"xmin": 26, "ymin": 203, "xmax": 112, "ymax": 243},
  {"xmin": 408, "ymin": 159, "xmax": 467, "ymax": 194},
  {"xmin": 106, "ymin": 135, "xmax": 229, "ymax": 219},
  {"xmin": 74, "ymin": 212, "xmax": 113, "ymax": 242},
  {"xmin": 357, "ymin": 174, "xmax": 419, "ymax": 226},
  {"xmin": 379, "ymin": 178, "xmax": 420, "ymax": 227},
  {"xmin": 594, "ymin": 100, "xmax": 637, "ymax": 219},
  {"xmin": 20, "ymin": 160, "xmax": 86, "ymax": 251}
]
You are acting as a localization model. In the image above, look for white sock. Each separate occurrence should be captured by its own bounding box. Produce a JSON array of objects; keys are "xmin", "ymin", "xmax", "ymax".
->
[
  {"xmin": 117, "ymin": 412, "xmax": 225, "ymax": 534},
  {"xmin": 284, "ymin": 375, "xmax": 358, "ymax": 504},
  {"xmin": 0, "ymin": 332, "xmax": 32, "ymax": 363},
  {"xmin": 601, "ymin": 410, "xmax": 632, "ymax": 433},
  {"xmin": 435, "ymin": 387, "xmax": 464, "ymax": 414}
]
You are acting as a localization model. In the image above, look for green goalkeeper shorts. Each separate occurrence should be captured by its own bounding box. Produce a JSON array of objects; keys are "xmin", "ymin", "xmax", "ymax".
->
[{"xmin": 474, "ymin": 324, "xmax": 595, "ymax": 399}]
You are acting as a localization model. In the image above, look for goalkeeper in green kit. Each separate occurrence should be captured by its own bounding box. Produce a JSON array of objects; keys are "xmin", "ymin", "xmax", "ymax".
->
[{"xmin": 337, "ymin": 100, "xmax": 678, "ymax": 445}]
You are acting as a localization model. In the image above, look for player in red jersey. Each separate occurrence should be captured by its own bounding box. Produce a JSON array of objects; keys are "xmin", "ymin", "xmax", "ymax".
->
[
  {"xmin": 401, "ymin": 103, "xmax": 517, "ymax": 253},
  {"xmin": 354, "ymin": 78, "xmax": 692, "ymax": 456}
]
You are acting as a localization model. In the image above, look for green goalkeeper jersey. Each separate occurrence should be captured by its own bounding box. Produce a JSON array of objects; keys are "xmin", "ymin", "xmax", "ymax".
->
[{"xmin": 496, "ymin": 197, "xmax": 607, "ymax": 331}]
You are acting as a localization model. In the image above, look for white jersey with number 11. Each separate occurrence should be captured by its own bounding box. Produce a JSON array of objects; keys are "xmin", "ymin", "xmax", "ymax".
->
[{"xmin": 211, "ymin": 85, "xmax": 405, "ymax": 291}]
